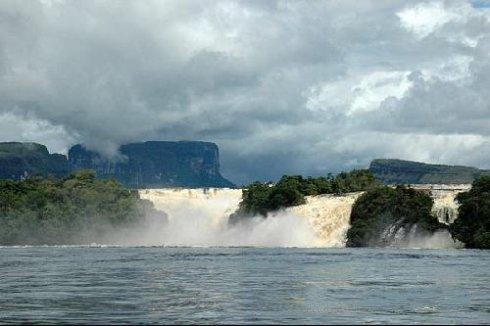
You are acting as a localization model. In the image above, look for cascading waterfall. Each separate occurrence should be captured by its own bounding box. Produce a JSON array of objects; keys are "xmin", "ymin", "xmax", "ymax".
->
[
  {"xmin": 138, "ymin": 188, "xmax": 242, "ymax": 246},
  {"xmin": 139, "ymin": 188, "xmax": 319, "ymax": 247},
  {"xmin": 410, "ymin": 184, "xmax": 470, "ymax": 225},
  {"xmin": 286, "ymin": 193, "xmax": 362, "ymax": 247},
  {"xmin": 371, "ymin": 185, "xmax": 471, "ymax": 248},
  {"xmin": 138, "ymin": 185, "xmax": 470, "ymax": 248},
  {"xmin": 139, "ymin": 188, "xmax": 242, "ymax": 227},
  {"xmin": 430, "ymin": 188, "xmax": 466, "ymax": 224},
  {"xmin": 380, "ymin": 219, "xmax": 406, "ymax": 245},
  {"xmin": 138, "ymin": 188, "xmax": 361, "ymax": 247},
  {"xmin": 377, "ymin": 223, "xmax": 463, "ymax": 249}
]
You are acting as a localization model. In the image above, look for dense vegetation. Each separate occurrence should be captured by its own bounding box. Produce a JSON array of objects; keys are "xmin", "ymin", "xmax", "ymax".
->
[
  {"xmin": 346, "ymin": 185, "xmax": 445, "ymax": 247},
  {"xmin": 0, "ymin": 170, "xmax": 164, "ymax": 245},
  {"xmin": 231, "ymin": 169, "xmax": 378, "ymax": 221},
  {"xmin": 449, "ymin": 176, "xmax": 490, "ymax": 249}
]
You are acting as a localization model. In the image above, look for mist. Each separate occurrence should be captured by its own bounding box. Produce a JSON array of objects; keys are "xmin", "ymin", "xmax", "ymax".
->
[
  {"xmin": 373, "ymin": 223, "xmax": 463, "ymax": 249},
  {"xmin": 81, "ymin": 209, "xmax": 462, "ymax": 249},
  {"xmin": 91, "ymin": 210, "xmax": 317, "ymax": 248},
  {"xmin": 2, "ymin": 187, "xmax": 464, "ymax": 249}
]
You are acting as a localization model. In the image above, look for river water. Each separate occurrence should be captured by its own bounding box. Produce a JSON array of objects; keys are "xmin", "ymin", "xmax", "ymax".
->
[{"xmin": 0, "ymin": 246, "xmax": 489, "ymax": 324}]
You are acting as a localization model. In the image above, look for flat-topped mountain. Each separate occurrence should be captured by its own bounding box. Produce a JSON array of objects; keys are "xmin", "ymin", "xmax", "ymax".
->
[
  {"xmin": 0, "ymin": 142, "xmax": 70, "ymax": 180},
  {"xmin": 68, "ymin": 141, "xmax": 235, "ymax": 188},
  {"xmin": 0, "ymin": 141, "xmax": 234, "ymax": 188},
  {"xmin": 370, "ymin": 159, "xmax": 489, "ymax": 184}
]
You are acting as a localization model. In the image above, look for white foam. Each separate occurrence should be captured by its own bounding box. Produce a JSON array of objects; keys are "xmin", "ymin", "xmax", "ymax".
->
[{"xmin": 137, "ymin": 185, "xmax": 470, "ymax": 248}]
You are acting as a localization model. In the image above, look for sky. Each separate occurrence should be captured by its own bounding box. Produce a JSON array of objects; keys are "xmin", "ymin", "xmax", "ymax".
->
[{"xmin": 0, "ymin": 0, "xmax": 489, "ymax": 184}]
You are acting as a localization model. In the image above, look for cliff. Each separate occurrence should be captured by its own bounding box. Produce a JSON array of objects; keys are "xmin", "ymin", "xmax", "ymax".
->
[
  {"xmin": 0, "ymin": 142, "xmax": 70, "ymax": 180},
  {"xmin": 370, "ymin": 159, "xmax": 489, "ymax": 184},
  {"xmin": 68, "ymin": 141, "xmax": 235, "ymax": 188}
]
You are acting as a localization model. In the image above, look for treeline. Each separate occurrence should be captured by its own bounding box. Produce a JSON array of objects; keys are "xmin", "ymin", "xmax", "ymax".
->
[
  {"xmin": 0, "ymin": 170, "xmax": 164, "ymax": 245},
  {"xmin": 1, "ymin": 168, "xmax": 487, "ymax": 249},
  {"xmin": 450, "ymin": 176, "xmax": 489, "ymax": 249},
  {"xmin": 233, "ymin": 169, "xmax": 378, "ymax": 218}
]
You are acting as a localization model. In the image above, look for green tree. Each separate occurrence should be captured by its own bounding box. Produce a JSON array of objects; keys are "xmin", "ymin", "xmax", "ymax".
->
[
  {"xmin": 232, "ymin": 169, "xmax": 379, "ymax": 221},
  {"xmin": 347, "ymin": 185, "xmax": 444, "ymax": 247},
  {"xmin": 0, "ymin": 170, "xmax": 164, "ymax": 245},
  {"xmin": 449, "ymin": 176, "xmax": 490, "ymax": 249}
]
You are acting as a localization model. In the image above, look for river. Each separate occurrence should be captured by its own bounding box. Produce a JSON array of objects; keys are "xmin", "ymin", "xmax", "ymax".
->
[{"xmin": 1, "ymin": 246, "xmax": 488, "ymax": 324}]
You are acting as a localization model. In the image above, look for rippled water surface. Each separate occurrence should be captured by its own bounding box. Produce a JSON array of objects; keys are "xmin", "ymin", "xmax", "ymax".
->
[{"xmin": 0, "ymin": 247, "xmax": 489, "ymax": 324}]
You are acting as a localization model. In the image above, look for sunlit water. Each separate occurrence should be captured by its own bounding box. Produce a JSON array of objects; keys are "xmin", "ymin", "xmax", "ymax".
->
[{"xmin": 0, "ymin": 247, "xmax": 489, "ymax": 324}]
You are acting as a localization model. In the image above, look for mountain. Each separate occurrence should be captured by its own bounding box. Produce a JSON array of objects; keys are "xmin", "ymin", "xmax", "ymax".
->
[
  {"xmin": 68, "ymin": 141, "xmax": 235, "ymax": 188},
  {"xmin": 0, "ymin": 142, "xmax": 70, "ymax": 180},
  {"xmin": 0, "ymin": 141, "xmax": 235, "ymax": 188},
  {"xmin": 369, "ymin": 159, "xmax": 489, "ymax": 184}
]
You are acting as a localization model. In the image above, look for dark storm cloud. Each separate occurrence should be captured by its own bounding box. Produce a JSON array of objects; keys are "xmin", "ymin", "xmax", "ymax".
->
[{"xmin": 0, "ymin": 0, "xmax": 488, "ymax": 184}]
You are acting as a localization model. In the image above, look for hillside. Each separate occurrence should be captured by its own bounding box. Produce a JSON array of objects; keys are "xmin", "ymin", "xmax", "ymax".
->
[
  {"xmin": 0, "ymin": 141, "xmax": 234, "ymax": 188},
  {"xmin": 370, "ymin": 159, "xmax": 489, "ymax": 184},
  {"xmin": 0, "ymin": 142, "xmax": 70, "ymax": 180},
  {"xmin": 68, "ymin": 141, "xmax": 235, "ymax": 188}
]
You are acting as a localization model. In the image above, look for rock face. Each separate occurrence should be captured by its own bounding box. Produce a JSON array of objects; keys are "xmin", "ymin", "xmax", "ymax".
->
[
  {"xmin": 370, "ymin": 159, "xmax": 489, "ymax": 184},
  {"xmin": 68, "ymin": 141, "xmax": 235, "ymax": 188},
  {"xmin": 0, "ymin": 142, "xmax": 70, "ymax": 180},
  {"xmin": 0, "ymin": 141, "xmax": 234, "ymax": 188}
]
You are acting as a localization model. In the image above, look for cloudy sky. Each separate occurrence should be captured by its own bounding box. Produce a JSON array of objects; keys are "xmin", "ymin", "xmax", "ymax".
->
[{"xmin": 0, "ymin": 0, "xmax": 489, "ymax": 184}]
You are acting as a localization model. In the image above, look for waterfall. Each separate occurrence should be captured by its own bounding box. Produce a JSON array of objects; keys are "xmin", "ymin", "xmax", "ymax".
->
[
  {"xmin": 286, "ymin": 193, "xmax": 362, "ymax": 247},
  {"xmin": 139, "ymin": 188, "xmax": 241, "ymax": 226},
  {"xmin": 139, "ymin": 188, "xmax": 360, "ymax": 247},
  {"xmin": 404, "ymin": 184, "xmax": 470, "ymax": 225},
  {"xmin": 430, "ymin": 188, "xmax": 465, "ymax": 224},
  {"xmin": 369, "ymin": 185, "xmax": 470, "ymax": 248},
  {"xmin": 378, "ymin": 223, "xmax": 463, "ymax": 249},
  {"xmin": 138, "ymin": 184, "xmax": 470, "ymax": 248},
  {"xmin": 138, "ymin": 188, "xmax": 317, "ymax": 247}
]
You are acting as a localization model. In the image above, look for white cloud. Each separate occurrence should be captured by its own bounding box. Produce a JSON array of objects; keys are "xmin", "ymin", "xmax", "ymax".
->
[
  {"xmin": 420, "ymin": 55, "xmax": 473, "ymax": 82},
  {"xmin": 397, "ymin": 1, "xmax": 459, "ymax": 38},
  {"xmin": 0, "ymin": 0, "xmax": 488, "ymax": 183},
  {"xmin": 0, "ymin": 112, "xmax": 75, "ymax": 154},
  {"xmin": 334, "ymin": 131, "xmax": 488, "ymax": 166},
  {"xmin": 305, "ymin": 71, "xmax": 413, "ymax": 115}
]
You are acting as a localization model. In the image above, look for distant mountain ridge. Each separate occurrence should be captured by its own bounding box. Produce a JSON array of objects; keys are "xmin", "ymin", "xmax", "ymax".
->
[
  {"xmin": 0, "ymin": 142, "xmax": 70, "ymax": 179},
  {"xmin": 0, "ymin": 141, "xmax": 235, "ymax": 188},
  {"xmin": 1, "ymin": 142, "xmax": 486, "ymax": 187},
  {"xmin": 69, "ymin": 141, "xmax": 235, "ymax": 188},
  {"xmin": 369, "ymin": 159, "xmax": 489, "ymax": 184}
]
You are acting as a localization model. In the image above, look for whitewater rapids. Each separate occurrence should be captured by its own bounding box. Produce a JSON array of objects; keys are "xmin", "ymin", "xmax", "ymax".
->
[
  {"xmin": 138, "ymin": 185, "xmax": 470, "ymax": 248},
  {"xmin": 138, "ymin": 188, "xmax": 319, "ymax": 247}
]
